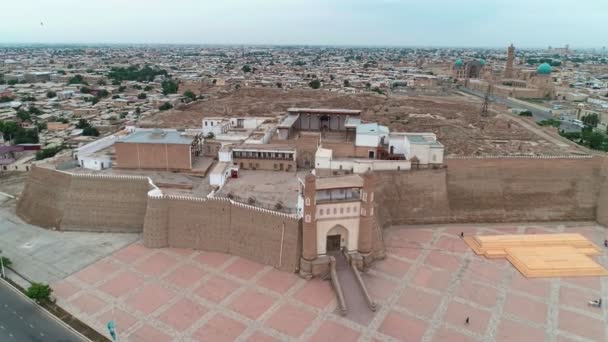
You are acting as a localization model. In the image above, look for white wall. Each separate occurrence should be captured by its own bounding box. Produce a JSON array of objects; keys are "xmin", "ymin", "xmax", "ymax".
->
[
  {"xmin": 389, "ymin": 135, "xmax": 407, "ymax": 155},
  {"xmin": 409, "ymin": 144, "xmax": 431, "ymax": 164},
  {"xmin": 79, "ymin": 155, "xmax": 112, "ymax": 170},
  {"xmin": 355, "ymin": 133, "xmax": 379, "ymax": 147},
  {"xmin": 316, "ymin": 157, "xmax": 411, "ymax": 174},
  {"xmin": 74, "ymin": 134, "xmax": 119, "ymax": 159},
  {"xmin": 430, "ymin": 147, "xmax": 444, "ymax": 164},
  {"xmin": 219, "ymin": 150, "xmax": 232, "ymax": 162},
  {"xmin": 210, "ymin": 163, "xmax": 231, "ymax": 187}
]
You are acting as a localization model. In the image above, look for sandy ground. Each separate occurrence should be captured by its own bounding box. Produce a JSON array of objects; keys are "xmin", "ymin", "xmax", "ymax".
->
[{"xmin": 140, "ymin": 88, "xmax": 582, "ymax": 156}]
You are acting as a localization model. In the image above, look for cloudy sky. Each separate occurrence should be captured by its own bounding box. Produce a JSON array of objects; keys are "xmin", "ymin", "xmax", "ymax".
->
[{"xmin": 2, "ymin": 0, "xmax": 606, "ymax": 48}]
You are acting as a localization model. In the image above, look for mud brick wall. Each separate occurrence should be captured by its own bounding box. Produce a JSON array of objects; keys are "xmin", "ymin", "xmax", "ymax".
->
[
  {"xmin": 16, "ymin": 166, "xmax": 71, "ymax": 229},
  {"xmin": 142, "ymin": 196, "xmax": 301, "ymax": 272},
  {"xmin": 376, "ymin": 157, "xmax": 605, "ymax": 225},
  {"xmin": 595, "ymin": 158, "xmax": 608, "ymax": 226},
  {"xmin": 61, "ymin": 174, "xmax": 150, "ymax": 232}
]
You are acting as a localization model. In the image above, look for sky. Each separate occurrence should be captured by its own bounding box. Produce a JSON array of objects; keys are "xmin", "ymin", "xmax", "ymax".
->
[{"xmin": 1, "ymin": 0, "xmax": 607, "ymax": 48}]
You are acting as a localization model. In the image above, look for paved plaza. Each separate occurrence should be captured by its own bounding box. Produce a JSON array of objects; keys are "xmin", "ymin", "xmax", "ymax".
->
[{"xmin": 52, "ymin": 222, "xmax": 608, "ymax": 341}]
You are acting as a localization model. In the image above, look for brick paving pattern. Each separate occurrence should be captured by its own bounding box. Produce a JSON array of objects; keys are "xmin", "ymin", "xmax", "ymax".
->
[{"xmin": 53, "ymin": 223, "xmax": 608, "ymax": 341}]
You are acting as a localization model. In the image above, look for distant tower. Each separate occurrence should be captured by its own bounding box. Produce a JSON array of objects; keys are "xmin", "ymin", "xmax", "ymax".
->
[{"xmin": 505, "ymin": 44, "xmax": 515, "ymax": 78}]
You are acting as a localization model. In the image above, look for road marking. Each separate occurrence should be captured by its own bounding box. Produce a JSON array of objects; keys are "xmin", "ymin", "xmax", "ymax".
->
[
  {"xmin": 29, "ymin": 324, "xmax": 34, "ymax": 328},
  {"xmin": 40, "ymin": 332, "xmax": 44, "ymax": 336},
  {"xmin": 9, "ymin": 333, "xmax": 13, "ymax": 338},
  {"xmin": 19, "ymin": 316, "xmax": 23, "ymax": 320},
  {"xmin": 0, "ymin": 325, "xmax": 4, "ymax": 329}
]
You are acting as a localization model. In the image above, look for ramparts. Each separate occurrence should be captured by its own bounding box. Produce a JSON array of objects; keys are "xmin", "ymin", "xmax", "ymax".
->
[
  {"xmin": 376, "ymin": 157, "xmax": 607, "ymax": 225},
  {"xmin": 16, "ymin": 167, "xmax": 150, "ymax": 232},
  {"xmin": 143, "ymin": 195, "xmax": 301, "ymax": 272}
]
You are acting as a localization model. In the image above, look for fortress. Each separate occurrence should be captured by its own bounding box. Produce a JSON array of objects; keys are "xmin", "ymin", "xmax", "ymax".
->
[{"xmin": 16, "ymin": 155, "xmax": 608, "ymax": 277}]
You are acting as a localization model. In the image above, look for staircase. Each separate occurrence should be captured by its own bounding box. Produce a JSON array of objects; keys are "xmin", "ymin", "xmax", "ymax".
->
[{"xmin": 329, "ymin": 251, "xmax": 376, "ymax": 325}]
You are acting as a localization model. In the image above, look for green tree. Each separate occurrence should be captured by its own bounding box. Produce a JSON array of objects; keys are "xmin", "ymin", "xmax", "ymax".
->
[
  {"xmin": 144, "ymin": 85, "xmax": 153, "ymax": 91},
  {"xmin": 46, "ymin": 91, "xmax": 57, "ymax": 98},
  {"xmin": 112, "ymin": 95, "xmax": 120, "ymax": 99},
  {"xmin": 37, "ymin": 122, "xmax": 47, "ymax": 131},
  {"xmin": 0, "ymin": 256, "xmax": 12, "ymax": 268},
  {"xmin": 76, "ymin": 118, "xmax": 91, "ymax": 129},
  {"xmin": 0, "ymin": 121, "xmax": 20, "ymax": 141},
  {"xmin": 137, "ymin": 93, "xmax": 147, "ymax": 99},
  {"xmin": 56, "ymin": 70, "xmax": 66, "ymax": 75},
  {"xmin": 582, "ymin": 113, "xmax": 599, "ymax": 128},
  {"xmin": 26, "ymin": 283, "xmax": 53, "ymax": 302},
  {"xmin": 135, "ymin": 107, "xmax": 141, "ymax": 115},
  {"xmin": 28, "ymin": 106, "xmax": 42, "ymax": 115},
  {"xmin": 161, "ymin": 79, "xmax": 178, "ymax": 95},
  {"xmin": 0, "ymin": 96, "xmax": 14, "ymax": 103},
  {"xmin": 118, "ymin": 85, "xmax": 126, "ymax": 92},
  {"xmin": 242, "ymin": 65, "xmax": 252, "ymax": 73},
  {"xmin": 276, "ymin": 82, "xmax": 282, "ymax": 88},
  {"xmin": 112, "ymin": 79, "xmax": 121, "ymax": 86},
  {"xmin": 14, "ymin": 128, "xmax": 39, "ymax": 144},
  {"xmin": 159, "ymin": 102, "xmax": 173, "ymax": 111},
  {"xmin": 519, "ymin": 110, "xmax": 533, "ymax": 117},
  {"xmin": 68, "ymin": 74, "xmax": 87, "ymax": 85},
  {"xmin": 183, "ymin": 90, "xmax": 196, "ymax": 101},
  {"xmin": 35, "ymin": 145, "xmax": 64, "ymax": 160},
  {"xmin": 21, "ymin": 95, "xmax": 36, "ymax": 102},
  {"xmin": 343, "ymin": 80, "xmax": 350, "ymax": 87},
  {"xmin": 82, "ymin": 126, "xmax": 100, "ymax": 136},
  {"xmin": 97, "ymin": 79, "xmax": 106, "ymax": 86},
  {"xmin": 16, "ymin": 109, "xmax": 31, "ymax": 122},
  {"xmin": 309, "ymin": 79, "xmax": 321, "ymax": 89},
  {"xmin": 97, "ymin": 89, "xmax": 109, "ymax": 98},
  {"xmin": 7, "ymin": 79, "xmax": 18, "ymax": 85},
  {"xmin": 80, "ymin": 86, "xmax": 92, "ymax": 94}
]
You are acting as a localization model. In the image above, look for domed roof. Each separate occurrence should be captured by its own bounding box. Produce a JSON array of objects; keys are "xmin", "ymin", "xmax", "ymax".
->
[
  {"xmin": 479, "ymin": 59, "xmax": 486, "ymax": 66},
  {"xmin": 454, "ymin": 58, "xmax": 463, "ymax": 67},
  {"xmin": 537, "ymin": 62, "xmax": 552, "ymax": 75}
]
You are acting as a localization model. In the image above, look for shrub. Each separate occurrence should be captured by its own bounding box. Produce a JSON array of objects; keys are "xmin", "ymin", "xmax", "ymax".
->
[{"xmin": 26, "ymin": 283, "xmax": 53, "ymax": 302}]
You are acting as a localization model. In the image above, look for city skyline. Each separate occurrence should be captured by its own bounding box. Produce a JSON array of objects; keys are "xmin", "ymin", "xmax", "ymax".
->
[{"xmin": 2, "ymin": 0, "xmax": 607, "ymax": 48}]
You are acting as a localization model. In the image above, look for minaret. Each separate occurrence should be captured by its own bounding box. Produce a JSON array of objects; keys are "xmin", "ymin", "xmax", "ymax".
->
[{"xmin": 505, "ymin": 44, "xmax": 515, "ymax": 78}]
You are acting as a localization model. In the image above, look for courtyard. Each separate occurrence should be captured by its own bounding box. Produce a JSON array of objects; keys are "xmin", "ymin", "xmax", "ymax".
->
[{"xmin": 50, "ymin": 222, "xmax": 608, "ymax": 342}]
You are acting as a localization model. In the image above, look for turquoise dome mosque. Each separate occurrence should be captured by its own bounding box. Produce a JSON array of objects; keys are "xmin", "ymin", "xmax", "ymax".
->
[
  {"xmin": 454, "ymin": 59, "xmax": 463, "ymax": 67},
  {"xmin": 537, "ymin": 63, "xmax": 552, "ymax": 75}
]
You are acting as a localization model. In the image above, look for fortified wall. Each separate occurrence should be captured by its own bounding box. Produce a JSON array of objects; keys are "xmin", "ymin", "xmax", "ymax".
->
[
  {"xmin": 376, "ymin": 156, "xmax": 608, "ymax": 225},
  {"xmin": 16, "ymin": 167, "xmax": 149, "ymax": 232},
  {"xmin": 16, "ymin": 166, "xmax": 302, "ymax": 272},
  {"xmin": 143, "ymin": 195, "xmax": 301, "ymax": 272}
]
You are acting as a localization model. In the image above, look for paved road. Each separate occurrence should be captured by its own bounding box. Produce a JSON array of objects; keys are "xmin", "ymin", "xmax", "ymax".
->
[
  {"xmin": 333, "ymin": 253, "xmax": 374, "ymax": 325},
  {"xmin": 458, "ymin": 87, "xmax": 581, "ymax": 132},
  {"xmin": 0, "ymin": 280, "xmax": 84, "ymax": 342}
]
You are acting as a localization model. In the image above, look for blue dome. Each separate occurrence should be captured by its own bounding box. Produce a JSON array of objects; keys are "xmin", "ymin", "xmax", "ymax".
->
[
  {"xmin": 454, "ymin": 58, "xmax": 463, "ymax": 67},
  {"xmin": 479, "ymin": 59, "xmax": 486, "ymax": 66},
  {"xmin": 537, "ymin": 63, "xmax": 552, "ymax": 75}
]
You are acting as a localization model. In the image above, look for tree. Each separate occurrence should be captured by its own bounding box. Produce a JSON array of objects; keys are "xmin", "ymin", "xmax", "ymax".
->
[
  {"xmin": 276, "ymin": 82, "xmax": 282, "ymax": 88},
  {"xmin": 7, "ymin": 79, "xmax": 18, "ymax": 85},
  {"xmin": 16, "ymin": 110, "xmax": 31, "ymax": 122},
  {"xmin": 519, "ymin": 110, "xmax": 533, "ymax": 117},
  {"xmin": 135, "ymin": 107, "xmax": 141, "ymax": 114},
  {"xmin": 112, "ymin": 95, "xmax": 120, "ymax": 99},
  {"xmin": 68, "ymin": 74, "xmax": 87, "ymax": 85},
  {"xmin": 21, "ymin": 95, "xmax": 36, "ymax": 102},
  {"xmin": 82, "ymin": 126, "xmax": 100, "ymax": 136},
  {"xmin": 159, "ymin": 102, "xmax": 173, "ymax": 111},
  {"xmin": 37, "ymin": 122, "xmax": 47, "ymax": 131},
  {"xmin": 0, "ymin": 256, "xmax": 12, "ymax": 268},
  {"xmin": 35, "ymin": 145, "xmax": 64, "ymax": 160},
  {"xmin": 97, "ymin": 79, "xmax": 106, "ymax": 86},
  {"xmin": 76, "ymin": 118, "xmax": 91, "ymax": 129},
  {"xmin": 144, "ymin": 85, "xmax": 153, "ymax": 91},
  {"xmin": 97, "ymin": 89, "xmax": 109, "ymax": 98},
  {"xmin": 56, "ymin": 70, "xmax": 66, "ymax": 75},
  {"xmin": 0, "ymin": 96, "xmax": 14, "ymax": 103},
  {"xmin": 14, "ymin": 128, "xmax": 39, "ymax": 144},
  {"xmin": 107, "ymin": 65, "xmax": 168, "ymax": 82},
  {"xmin": 118, "ymin": 85, "xmax": 126, "ymax": 92},
  {"xmin": 80, "ymin": 86, "xmax": 92, "ymax": 94},
  {"xmin": 309, "ymin": 79, "xmax": 321, "ymax": 89},
  {"xmin": 365, "ymin": 82, "xmax": 372, "ymax": 89},
  {"xmin": 183, "ymin": 90, "xmax": 196, "ymax": 101},
  {"xmin": 343, "ymin": 80, "xmax": 350, "ymax": 87},
  {"xmin": 161, "ymin": 79, "xmax": 178, "ymax": 95},
  {"xmin": 137, "ymin": 93, "xmax": 147, "ymax": 100},
  {"xmin": 28, "ymin": 106, "xmax": 42, "ymax": 115},
  {"xmin": 26, "ymin": 283, "xmax": 53, "ymax": 302},
  {"xmin": 242, "ymin": 65, "xmax": 252, "ymax": 73},
  {"xmin": 46, "ymin": 91, "xmax": 57, "ymax": 98},
  {"xmin": 582, "ymin": 113, "xmax": 599, "ymax": 128}
]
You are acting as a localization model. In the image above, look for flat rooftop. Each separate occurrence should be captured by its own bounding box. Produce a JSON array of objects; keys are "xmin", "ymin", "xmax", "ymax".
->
[
  {"xmin": 316, "ymin": 174, "xmax": 364, "ymax": 190},
  {"xmin": 120, "ymin": 129, "xmax": 194, "ymax": 145},
  {"xmin": 288, "ymin": 108, "xmax": 362, "ymax": 115}
]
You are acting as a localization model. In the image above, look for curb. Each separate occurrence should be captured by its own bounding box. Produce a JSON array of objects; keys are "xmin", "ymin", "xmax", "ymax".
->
[{"xmin": 0, "ymin": 278, "xmax": 93, "ymax": 342}]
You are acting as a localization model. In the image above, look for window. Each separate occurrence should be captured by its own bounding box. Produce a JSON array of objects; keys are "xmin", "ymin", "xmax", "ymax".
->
[
  {"xmin": 346, "ymin": 207, "xmax": 350, "ymax": 213},
  {"xmin": 320, "ymin": 209, "xmax": 324, "ymax": 215},
  {"xmin": 274, "ymin": 163, "xmax": 278, "ymax": 169},
  {"xmin": 333, "ymin": 208, "xmax": 337, "ymax": 214},
  {"xmin": 305, "ymin": 197, "xmax": 310, "ymax": 206},
  {"xmin": 340, "ymin": 207, "xmax": 344, "ymax": 214},
  {"xmin": 305, "ymin": 214, "xmax": 311, "ymax": 223},
  {"xmin": 205, "ymin": 121, "xmax": 208, "ymax": 126}
]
